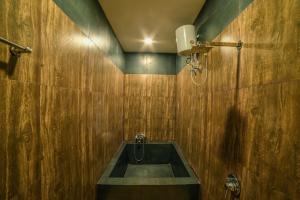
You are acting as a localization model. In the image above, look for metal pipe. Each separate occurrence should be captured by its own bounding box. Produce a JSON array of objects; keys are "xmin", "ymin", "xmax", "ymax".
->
[
  {"xmin": 0, "ymin": 36, "xmax": 32, "ymax": 53},
  {"xmin": 191, "ymin": 41, "xmax": 243, "ymax": 54},
  {"xmin": 210, "ymin": 42, "xmax": 238, "ymax": 47},
  {"xmin": 210, "ymin": 41, "xmax": 243, "ymax": 48}
]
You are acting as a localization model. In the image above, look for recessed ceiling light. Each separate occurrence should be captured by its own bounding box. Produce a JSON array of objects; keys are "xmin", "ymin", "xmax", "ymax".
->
[{"xmin": 144, "ymin": 37, "xmax": 153, "ymax": 45}]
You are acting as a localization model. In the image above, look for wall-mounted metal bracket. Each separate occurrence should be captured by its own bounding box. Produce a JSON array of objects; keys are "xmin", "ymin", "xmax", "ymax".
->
[
  {"xmin": 10, "ymin": 46, "xmax": 32, "ymax": 57},
  {"xmin": 236, "ymin": 40, "xmax": 243, "ymax": 52},
  {"xmin": 0, "ymin": 36, "xmax": 32, "ymax": 57}
]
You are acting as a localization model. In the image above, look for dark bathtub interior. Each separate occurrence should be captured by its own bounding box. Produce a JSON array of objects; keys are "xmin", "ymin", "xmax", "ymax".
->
[
  {"xmin": 110, "ymin": 144, "xmax": 189, "ymax": 178},
  {"xmin": 97, "ymin": 143, "xmax": 199, "ymax": 199}
]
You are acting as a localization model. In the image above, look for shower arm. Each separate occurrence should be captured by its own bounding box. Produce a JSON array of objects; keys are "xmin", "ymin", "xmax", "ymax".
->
[
  {"xmin": 191, "ymin": 41, "xmax": 243, "ymax": 54},
  {"xmin": 210, "ymin": 41, "xmax": 243, "ymax": 48},
  {"xmin": 0, "ymin": 36, "xmax": 32, "ymax": 57}
]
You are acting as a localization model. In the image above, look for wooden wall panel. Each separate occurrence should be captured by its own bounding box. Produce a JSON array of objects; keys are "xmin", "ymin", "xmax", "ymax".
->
[
  {"xmin": 0, "ymin": 0, "xmax": 124, "ymax": 199},
  {"xmin": 124, "ymin": 74, "xmax": 176, "ymax": 141},
  {"xmin": 0, "ymin": 79, "xmax": 7, "ymax": 199},
  {"xmin": 4, "ymin": 81, "xmax": 41, "ymax": 199},
  {"xmin": 175, "ymin": 0, "xmax": 300, "ymax": 199}
]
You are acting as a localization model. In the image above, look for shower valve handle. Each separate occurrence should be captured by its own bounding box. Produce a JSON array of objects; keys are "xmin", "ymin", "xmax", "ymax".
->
[{"xmin": 224, "ymin": 174, "xmax": 240, "ymax": 198}]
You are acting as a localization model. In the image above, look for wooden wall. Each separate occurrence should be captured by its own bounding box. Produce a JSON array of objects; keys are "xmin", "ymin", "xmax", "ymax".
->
[
  {"xmin": 176, "ymin": 0, "xmax": 300, "ymax": 199},
  {"xmin": 1, "ymin": 0, "xmax": 299, "ymax": 199},
  {"xmin": 124, "ymin": 74, "xmax": 176, "ymax": 141},
  {"xmin": 0, "ymin": 0, "xmax": 124, "ymax": 199}
]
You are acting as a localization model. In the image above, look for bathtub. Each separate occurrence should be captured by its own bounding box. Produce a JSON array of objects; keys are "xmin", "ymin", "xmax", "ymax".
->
[{"xmin": 97, "ymin": 142, "xmax": 200, "ymax": 200}]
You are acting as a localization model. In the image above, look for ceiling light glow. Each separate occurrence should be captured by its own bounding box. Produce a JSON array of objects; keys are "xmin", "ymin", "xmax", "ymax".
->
[{"xmin": 144, "ymin": 37, "xmax": 153, "ymax": 45}]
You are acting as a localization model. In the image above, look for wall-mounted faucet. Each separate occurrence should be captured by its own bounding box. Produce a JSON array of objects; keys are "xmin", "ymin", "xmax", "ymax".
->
[
  {"xmin": 135, "ymin": 133, "xmax": 146, "ymax": 144},
  {"xmin": 225, "ymin": 174, "xmax": 240, "ymax": 199},
  {"xmin": 134, "ymin": 133, "xmax": 146, "ymax": 162}
]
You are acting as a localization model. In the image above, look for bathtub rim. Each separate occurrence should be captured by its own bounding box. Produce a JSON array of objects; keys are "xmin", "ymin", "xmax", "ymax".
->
[{"xmin": 97, "ymin": 141, "xmax": 200, "ymax": 186}]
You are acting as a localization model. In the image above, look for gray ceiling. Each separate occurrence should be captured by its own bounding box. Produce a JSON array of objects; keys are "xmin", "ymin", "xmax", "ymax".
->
[{"xmin": 99, "ymin": 0, "xmax": 205, "ymax": 53}]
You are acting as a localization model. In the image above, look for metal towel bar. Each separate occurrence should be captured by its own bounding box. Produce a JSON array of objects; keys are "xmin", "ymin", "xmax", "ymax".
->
[{"xmin": 0, "ymin": 36, "xmax": 32, "ymax": 56}]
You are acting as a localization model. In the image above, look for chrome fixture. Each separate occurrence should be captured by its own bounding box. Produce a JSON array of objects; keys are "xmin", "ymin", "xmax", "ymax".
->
[
  {"xmin": 224, "ymin": 174, "xmax": 241, "ymax": 199},
  {"xmin": 187, "ymin": 41, "xmax": 243, "ymax": 86},
  {"xmin": 135, "ymin": 133, "xmax": 146, "ymax": 144},
  {"xmin": 0, "ymin": 36, "xmax": 32, "ymax": 57},
  {"xmin": 134, "ymin": 133, "xmax": 146, "ymax": 162},
  {"xmin": 188, "ymin": 52, "xmax": 208, "ymax": 86}
]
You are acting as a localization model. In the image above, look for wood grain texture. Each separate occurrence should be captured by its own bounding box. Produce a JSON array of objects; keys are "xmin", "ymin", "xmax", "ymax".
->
[
  {"xmin": 176, "ymin": 0, "xmax": 300, "ymax": 199},
  {"xmin": 124, "ymin": 74, "xmax": 176, "ymax": 141},
  {"xmin": 0, "ymin": 0, "xmax": 124, "ymax": 199}
]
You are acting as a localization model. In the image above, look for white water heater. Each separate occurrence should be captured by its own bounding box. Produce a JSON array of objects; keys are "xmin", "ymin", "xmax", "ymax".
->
[{"xmin": 176, "ymin": 25, "xmax": 196, "ymax": 56}]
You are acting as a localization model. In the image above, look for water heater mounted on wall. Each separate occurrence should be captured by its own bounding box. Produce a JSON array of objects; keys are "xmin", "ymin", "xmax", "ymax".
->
[
  {"xmin": 175, "ymin": 25, "xmax": 196, "ymax": 56},
  {"xmin": 175, "ymin": 24, "xmax": 243, "ymax": 86}
]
